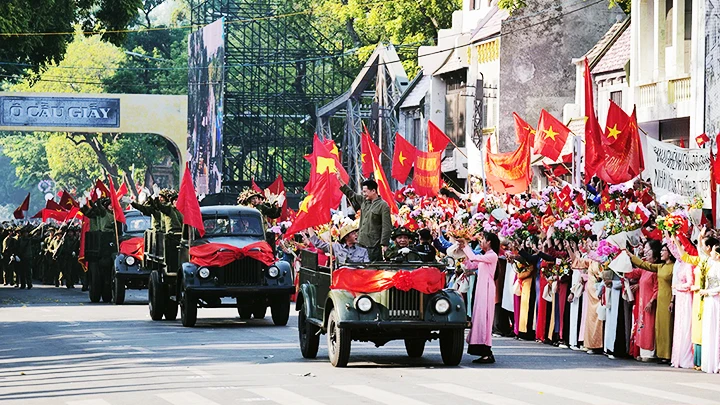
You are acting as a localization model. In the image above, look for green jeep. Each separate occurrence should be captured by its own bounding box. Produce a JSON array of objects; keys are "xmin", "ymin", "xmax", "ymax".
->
[{"xmin": 296, "ymin": 250, "xmax": 468, "ymax": 367}]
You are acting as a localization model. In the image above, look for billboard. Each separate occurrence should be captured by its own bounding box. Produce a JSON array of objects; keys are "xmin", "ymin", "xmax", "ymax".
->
[{"xmin": 187, "ymin": 18, "xmax": 225, "ymax": 195}]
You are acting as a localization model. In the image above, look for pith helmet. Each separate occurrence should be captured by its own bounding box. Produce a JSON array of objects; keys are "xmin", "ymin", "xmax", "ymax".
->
[{"xmin": 237, "ymin": 188, "xmax": 264, "ymax": 205}]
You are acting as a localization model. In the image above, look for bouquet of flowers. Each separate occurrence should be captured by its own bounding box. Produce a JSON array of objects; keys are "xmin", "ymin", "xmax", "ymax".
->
[{"xmin": 656, "ymin": 213, "xmax": 689, "ymax": 236}]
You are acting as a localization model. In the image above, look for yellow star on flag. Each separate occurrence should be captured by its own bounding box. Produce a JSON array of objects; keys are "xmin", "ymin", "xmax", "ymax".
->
[
  {"xmin": 606, "ymin": 124, "xmax": 621, "ymax": 140},
  {"xmin": 329, "ymin": 143, "xmax": 339, "ymax": 158},
  {"xmin": 374, "ymin": 167, "xmax": 385, "ymax": 185},
  {"xmin": 299, "ymin": 195, "xmax": 313, "ymax": 213},
  {"xmin": 543, "ymin": 126, "xmax": 559, "ymax": 141},
  {"xmin": 428, "ymin": 141, "xmax": 434, "ymax": 152},
  {"xmin": 604, "ymin": 202, "xmax": 612, "ymax": 210},
  {"xmin": 361, "ymin": 153, "xmax": 366, "ymax": 163},
  {"xmin": 524, "ymin": 125, "xmax": 536, "ymax": 135},
  {"xmin": 316, "ymin": 156, "xmax": 338, "ymax": 174},
  {"xmin": 399, "ymin": 151, "xmax": 406, "ymax": 165}
]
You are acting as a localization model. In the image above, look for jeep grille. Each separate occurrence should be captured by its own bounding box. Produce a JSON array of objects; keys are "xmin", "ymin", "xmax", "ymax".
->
[
  {"xmin": 221, "ymin": 258, "xmax": 263, "ymax": 286},
  {"xmin": 387, "ymin": 288, "xmax": 422, "ymax": 320}
]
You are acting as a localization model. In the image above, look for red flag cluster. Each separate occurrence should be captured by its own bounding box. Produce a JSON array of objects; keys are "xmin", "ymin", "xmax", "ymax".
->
[{"xmin": 484, "ymin": 113, "xmax": 533, "ymax": 194}]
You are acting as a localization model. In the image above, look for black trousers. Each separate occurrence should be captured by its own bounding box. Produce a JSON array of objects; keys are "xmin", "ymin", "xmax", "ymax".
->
[
  {"xmin": 15, "ymin": 262, "xmax": 32, "ymax": 288},
  {"xmin": 366, "ymin": 246, "xmax": 382, "ymax": 262}
]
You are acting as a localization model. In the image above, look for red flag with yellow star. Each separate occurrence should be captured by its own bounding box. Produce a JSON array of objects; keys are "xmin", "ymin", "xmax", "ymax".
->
[
  {"xmin": 603, "ymin": 100, "xmax": 629, "ymax": 146},
  {"xmin": 534, "ymin": 109, "xmax": 570, "ymax": 161},
  {"xmin": 305, "ymin": 134, "xmax": 349, "ymax": 198},
  {"xmin": 485, "ymin": 113, "xmax": 533, "ymax": 194},
  {"xmin": 391, "ymin": 133, "xmax": 417, "ymax": 183},
  {"xmin": 323, "ymin": 139, "xmax": 341, "ymax": 162},
  {"xmin": 284, "ymin": 171, "xmax": 339, "ymax": 238},
  {"xmin": 583, "ymin": 58, "xmax": 604, "ymax": 179},
  {"xmin": 599, "ymin": 188, "xmax": 616, "ymax": 212},
  {"xmin": 596, "ymin": 107, "xmax": 644, "ymax": 184},
  {"xmin": 361, "ymin": 133, "xmax": 381, "ymax": 178},
  {"xmin": 428, "ymin": 120, "xmax": 451, "ymax": 152},
  {"xmin": 366, "ymin": 137, "xmax": 399, "ymax": 214}
]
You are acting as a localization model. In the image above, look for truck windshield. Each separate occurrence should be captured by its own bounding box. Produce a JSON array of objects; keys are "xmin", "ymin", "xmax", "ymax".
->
[
  {"xmin": 201, "ymin": 215, "xmax": 264, "ymax": 237},
  {"xmin": 125, "ymin": 216, "xmax": 151, "ymax": 233}
]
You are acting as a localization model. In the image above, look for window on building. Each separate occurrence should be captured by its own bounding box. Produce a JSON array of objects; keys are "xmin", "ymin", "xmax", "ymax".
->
[
  {"xmin": 610, "ymin": 91, "xmax": 623, "ymax": 107},
  {"xmin": 444, "ymin": 71, "xmax": 467, "ymax": 148},
  {"xmin": 659, "ymin": 117, "xmax": 690, "ymax": 147},
  {"xmin": 685, "ymin": 0, "xmax": 693, "ymax": 40}
]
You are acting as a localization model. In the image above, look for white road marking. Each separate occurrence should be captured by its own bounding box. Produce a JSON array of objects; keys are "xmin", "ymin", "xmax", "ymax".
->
[
  {"xmin": 678, "ymin": 382, "xmax": 720, "ymax": 392},
  {"xmin": 157, "ymin": 391, "xmax": 222, "ymax": 405},
  {"xmin": 599, "ymin": 382, "xmax": 720, "ymax": 405},
  {"xmin": 246, "ymin": 387, "xmax": 325, "ymax": 405},
  {"xmin": 515, "ymin": 383, "xmax": 634, "ymax": 405},
  {"xmin": 422, "ymin": 383, "xmax": 533, "ymax": 405},
  {"xmin": 333, "ymin": 385, "xmax": 430, "ymax": 405},
  {"xmin": 0, "ymin": 352, "xmax": 110, "ymax": 365},
  {"xmin": 66, "ymin": 400, "xmax": 113, "ymax": 405},
  {"xmin": 187, "ymin": 366, "xmax": 213, "ymax": 377}
]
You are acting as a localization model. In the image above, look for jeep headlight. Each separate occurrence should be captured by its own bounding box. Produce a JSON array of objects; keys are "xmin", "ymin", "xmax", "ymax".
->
[
  {"xmin": 198, "ymin": 267, "xmax": 210, "ymax": 279},
  {"xmin": 125, "ymin": 256, "xmax": 136, "ymax": 266},
  {"xmin": 267, "ymin": 266, "xmax": 280, "ymax": 278},
  {"xmin": 355, "ymin": 295, "xmax": 373, "ymax": 313},
  {"xmin": 434, "ymin": 297, "xmax": 451, "ymax": 314}
]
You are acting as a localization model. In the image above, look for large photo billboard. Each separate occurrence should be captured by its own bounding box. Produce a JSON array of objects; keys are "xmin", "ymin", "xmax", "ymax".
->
[{"xmin": 188, "ymin": 18, "xmax": 225, "ymax": 195}]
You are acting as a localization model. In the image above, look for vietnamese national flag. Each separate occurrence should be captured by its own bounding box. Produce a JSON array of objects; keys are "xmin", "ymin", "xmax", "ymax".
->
[
  {"xmin": 595, "ymin": 107, "xmax": 644, "ymax": 184},
  {"xmin": 535, "ymin": 109, "xmax": 570, "ymax": 162},
  {"xmin": 485, "ymin": 113, "xmax": 533, "ymax": 194},
  {"xmin": 391, "ymin": 133, "xmax": 417, "ymax": 183},
  {"xmin": 284, "ymin": 171, "xmax": 339, "ymax": 238},
  {"xmin": 428, "ymin": 120, "xmax": 451, "ymax": 152},
  {"xmin": 323, "ymin": 138, "xmax": 341, "ymax": 162},
  {"xmin": 599, "ymin": 188, "xmax": 616, "ymax": 212},
  {"xmin": 46, "ymin": 199, "xmax": 67, "ymax": 212},
  {"xmin": 603, "ymin": 101, "xmax": 630, "ymax": 146},
  {"xmin": 411, "ymin": 150, "xmax": 442, "ymax": 197},
  {"xmin": 697, "ymin": 133, "xmax": 710, "ymax": 147},
  {"xmin": 583, "ymin": 58, "xmax": 604, "ymax": 179},
  {"xmin": 107, "ymin": 175, "xmax": 126, "ymax": 224},
  {"xmin": 361, "ymin": 132, "xmax": 381, "ymax": 178},
  {"xmin": 366, "ymin": 137, "xmax": 399, "ymax": 214},
  {"xmin": 177, "ymin": 164, "xmax": 205, "ymax": 237},
  {"xmin": 305, "ymin": 134, "xmax": 349, "ymax": 194},
  {"xmin": 13, "ymin": 193, "xmax": 30, "ymax": 219},
  {"xmin": 267, "ymin": 175, "xmax": 288, "ymax": 221},
  {"xmin": 59, "ymin": 190, "xmax": 79, "ymax": 210}
]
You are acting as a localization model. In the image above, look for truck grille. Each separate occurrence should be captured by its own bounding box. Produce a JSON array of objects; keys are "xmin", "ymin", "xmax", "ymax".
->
[
  {"xmin": 221, "ymin": 258, "xmax": 263, "ymax": 286},
  {"xmin": 387, "ymin": 288, "xmax": 422, "ymax": 320}
]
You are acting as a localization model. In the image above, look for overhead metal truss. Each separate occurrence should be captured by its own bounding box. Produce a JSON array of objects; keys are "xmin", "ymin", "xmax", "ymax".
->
[
  {"xmin": 317, "ymin": 44, "xmax": 409, "ymax": 190},
  {"xmin": 190, "ymin": 0, "xmax": 352, "ymax": 191}
]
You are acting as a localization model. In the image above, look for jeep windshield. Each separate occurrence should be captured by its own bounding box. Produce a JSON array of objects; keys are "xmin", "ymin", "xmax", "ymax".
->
[
  {"xmin": 124, "ymin": 216, "xmax": 151, "ymax": 233},
  {"xmin": 200, "ymin": 215, "xmax": 264, "ymax": 237}
]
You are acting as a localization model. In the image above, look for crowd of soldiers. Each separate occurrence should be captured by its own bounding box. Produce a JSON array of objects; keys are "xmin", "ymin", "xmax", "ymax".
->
[{"xmin": 1, "ymin": 223, "xmax": 82, "ymax": 290}]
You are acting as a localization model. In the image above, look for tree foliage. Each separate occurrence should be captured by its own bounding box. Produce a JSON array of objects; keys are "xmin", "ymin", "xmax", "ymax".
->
[{"xmin": 0, "ymin": 0, "xmax": 142, "ymax": 79}]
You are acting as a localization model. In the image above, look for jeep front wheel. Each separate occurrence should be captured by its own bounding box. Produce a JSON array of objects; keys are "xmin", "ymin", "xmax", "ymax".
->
[
  {"xmin": 298, "ymin": 307, "xmax": 319, "ymax": 359},
  {"xmin": 404, "ymin": 338, "xmax": 426, "ymax": 358},
  {"xmin": 439, "ymin": 329, "xmax": 464, "ymax": 366},
  {"xmin": 180, "ymin": 290, "xmax": 197, "ymax": 327},
  {"xmin": 271, "ymin": 295, "xmax": 290, "ymax": 326},
  {"xmin": 327, "ymin": 309, "xmax": 351, "ymax": 367},
  {"xmin": 148, "ymin": 270, "xmax": 165, "ymax": 321},
  {"xmin": 112, "ymin": 276, "xmax": 125, "ymax": 305}
]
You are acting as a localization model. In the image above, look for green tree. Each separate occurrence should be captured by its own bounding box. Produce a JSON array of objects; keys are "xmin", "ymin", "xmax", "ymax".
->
[{"xmin": 0, "ymin": 0, "xmax": 143, "ymax": 80}]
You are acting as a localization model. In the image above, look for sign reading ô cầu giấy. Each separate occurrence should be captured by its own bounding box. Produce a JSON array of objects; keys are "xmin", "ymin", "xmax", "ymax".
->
[{"xmin": 0, "ymin": 96, "xmax": 120, "ymax": 128}]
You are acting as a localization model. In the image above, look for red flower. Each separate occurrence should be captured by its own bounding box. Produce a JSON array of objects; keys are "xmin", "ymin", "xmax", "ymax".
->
[{"xmin": 393, "ymin": 271, "xmax": 414, "ymax": 292}]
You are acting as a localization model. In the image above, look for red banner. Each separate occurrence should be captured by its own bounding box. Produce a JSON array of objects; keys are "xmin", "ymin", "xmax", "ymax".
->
[
  {"xmin": 119, "ymin": 237, "xmax": 144, "ymax": 260},
  {"xmin": 189, "ymin": 241, "xmax": 276, "ymax": 267},
  {"xmin": 331, "ymin": 266, "xmax": 445, "ymax": 294}
]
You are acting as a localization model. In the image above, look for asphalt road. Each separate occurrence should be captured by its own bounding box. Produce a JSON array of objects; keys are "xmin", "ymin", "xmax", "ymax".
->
[{"xmin": 2, "ymin": 285, "xmax": 720, "ymax": 405}]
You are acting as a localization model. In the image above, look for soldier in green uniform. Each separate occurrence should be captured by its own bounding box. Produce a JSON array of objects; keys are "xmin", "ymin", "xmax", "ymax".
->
[
  {"xmin": 237, "ymin": 189, "xmax": 282, "ymax": 220},
  {"xmin": 131, "ymin": 195, "xmax": 163, "ymax": 232},
  {"xmin": 15, "ymin": 227, "xmax": 33, "ymax": 289},
  {"xmin": 156, "ymin": 189, "xmax": 183, "ymax": 272},
  {"xmin": 2, "ymin": 227, "xmax": 18, "ymax": 287},
  {"xmin": 1, "ymin": 224, "xmax": 12, "ymax": 286},
  {"xmin": 80, "ymin": 198, "xmax": 115, "ymax": 233},
  {"xmin": 336, "ymin": 177, "xmax": 392, "ymax": 262},
  {"xmin": 384, "ymin": 227, "xmax": 422, "ymax": 262}
]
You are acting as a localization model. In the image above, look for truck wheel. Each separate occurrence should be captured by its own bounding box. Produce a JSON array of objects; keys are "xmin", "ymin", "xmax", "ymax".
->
[
  {"xmin": 298, "ymin": 307, "xmax": 319, "ymax": 359},
  {"xmin": 164, "ymin": 297, "xmax": 178, "ymax": 320},
  {"xmin": 237, "ymin": 306, "xmax": 252, "ymax": 320},
  {"xmin": 148, "ymin": 270, "xmax": 165, "ymax": 321},
  {"xmin": 327, "ymin": 309, "xmax": 351, "ymax": 367},
  {"xmin": 112, "ymin": 276, "xmax": 125, "ymax": 305},
  {"xmin": 101, "ymin": 269, "xmax": 112, "ymax": 303},
  {"xmin": 439, "ymin": 329, "xmax": 464, "ymax": 366},
  {"xmin": 180, "ymin": 290, "xmax": 197, "ymax": 327},
  {"xmin": 253, "ymin": 305, "xmax": 266, "ymax": 320},
  {"xmin": 271, "ymin": 295, "xmax": 290, "ymax": 326},
  {"xmin": 404, "ymin": 339, "xmax": 426, "ymax": 358},
  {"xmin": 88, "ymin": 263, "xmax": 101, "ymax": 303}
]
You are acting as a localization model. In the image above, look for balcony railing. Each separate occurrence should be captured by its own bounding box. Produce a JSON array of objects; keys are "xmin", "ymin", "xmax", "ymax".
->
[
  {"xmin": 639, "ymin": 83, "xmax": 658, "ymax": 106},
  {"xmin": 668, "ymin": 77, "xmax": 691, "ymax": 103}
]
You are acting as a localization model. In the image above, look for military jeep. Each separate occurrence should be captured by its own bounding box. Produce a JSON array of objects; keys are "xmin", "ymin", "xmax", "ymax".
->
[
  {"xmin": 172, "ymin": 206, "xmax": 294, "ymax": 327},
  {"xmin": 296, "ymin": 250, "xmax": 468, "ymax": 367},
  {"xmin": 112, "ymin": 210, "xmax": 151, "ymax": 305}
]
